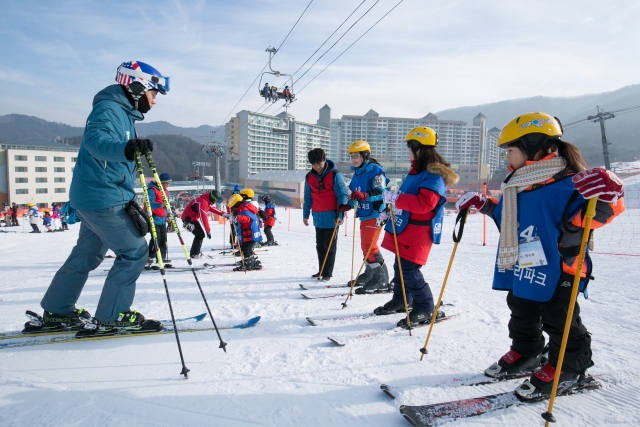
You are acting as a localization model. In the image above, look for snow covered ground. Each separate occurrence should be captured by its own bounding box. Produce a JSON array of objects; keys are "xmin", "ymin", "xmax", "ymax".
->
[{"xmin": 1, "ymin": 207, "xmax": 639, "ymax": 427}]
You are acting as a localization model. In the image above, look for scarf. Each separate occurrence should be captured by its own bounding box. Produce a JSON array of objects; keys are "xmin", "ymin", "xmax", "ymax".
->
[{"xmin": 498, "ymin": 157, "xmax": 567, "ymax": 269}]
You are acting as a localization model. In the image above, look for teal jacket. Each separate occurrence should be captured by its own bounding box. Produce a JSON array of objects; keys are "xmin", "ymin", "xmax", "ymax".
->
[{"xmin": 69, "ymin": 85, "xmax": 144, "ymax": 210}]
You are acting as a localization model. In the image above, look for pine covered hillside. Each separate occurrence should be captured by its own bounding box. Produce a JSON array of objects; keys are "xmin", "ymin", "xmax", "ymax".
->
[
  {"xmin": 63, "ymin": 134, "xmax": 209, "ymax": 180},
  {"xmin": 0, "ymin": 114, "xmax": 83, "ymax": 142}
]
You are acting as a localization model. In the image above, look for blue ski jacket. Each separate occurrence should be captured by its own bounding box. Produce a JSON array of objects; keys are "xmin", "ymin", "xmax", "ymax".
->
[{"xmin": 69, "ymin": 84, "xmax": 144, "ymax": 210}]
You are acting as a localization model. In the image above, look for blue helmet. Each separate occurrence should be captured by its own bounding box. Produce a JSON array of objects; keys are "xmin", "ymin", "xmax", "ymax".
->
[
  {"xmin": 159, "ymin": 172, "xmax": 172, "ymax": 183},
  {"xmin": 116, "ymin": 61, "xmax": 169, "ymax": 107},
  {"xmin": 234, "ymin": 185, "xmax": 240, "ymax": 194}
]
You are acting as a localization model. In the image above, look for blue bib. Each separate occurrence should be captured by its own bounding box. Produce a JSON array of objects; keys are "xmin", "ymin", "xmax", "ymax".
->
[
  {"xmin": 349, "ymin": 161, "xmax": 388, "ymax": 220},
  {"xmin": 492, "ymin": 177, "xmax": 591, "ymax": 302},
  {"xmin": 238, "ymin": 211, "xmax": 263, "ymax": 243},
  {"xmin": 384, "ymin": 170, "xmax": 447, "ymax": 244},
  {"xmin": 265, "ymin": 202, "xmax": 277, "ymax": 219}
]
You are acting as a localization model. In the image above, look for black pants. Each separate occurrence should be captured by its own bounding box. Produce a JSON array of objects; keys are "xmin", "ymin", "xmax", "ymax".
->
[
  {"xmin": 149, "ymin": 223, "xmax": 168, "ymax": 261},
  {"xmin": 264, "ymin": 225, "xmax": 274, "ymax": 243},
  {"xmin": 241, "ymin": 241, "xmax": 254, "ymax": 257},
  {"xmin": 189, "ymin": 221, "xmax": 205, "ymax": 257},
  {"xmin": 30, "ymin": 223, "xmax": 39, "ymax": 232},
  {"xmin": 390, "ymin": 257, "xmax": 434, "ymax": 313},
  {"xmin": 315, "ymin": 226, "xmax": 338, "ymax": 278},
  {"xmin": 507, "ymin": 283, "xmax": 592, "ymax": 374}
]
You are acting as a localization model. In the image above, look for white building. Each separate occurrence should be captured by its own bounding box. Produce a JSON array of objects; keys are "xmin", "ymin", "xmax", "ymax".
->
[
  {"xmin": 0, "ymin": 139, "xmax": 78, "ymax": 208},
  {"xmin": 232, "ymin": 108, "xmax": 330, "ymax": 180},
  {"xmin": 332, "ymin": 110, "xmax": 502, "ymax": 180}
]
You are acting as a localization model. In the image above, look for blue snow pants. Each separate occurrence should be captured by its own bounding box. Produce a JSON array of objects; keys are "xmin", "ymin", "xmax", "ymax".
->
[
  {"xmin": 40, "ymin": 204, "xmax": 148, "ymax": 322},
  {"xmin": 390, "ymin": 257, "xmax": 435, "ymax": 313}
]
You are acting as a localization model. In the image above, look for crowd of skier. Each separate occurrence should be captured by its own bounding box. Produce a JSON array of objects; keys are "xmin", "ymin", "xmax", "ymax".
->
[
  {"xmin": 13, "ymin": 60, "xmax": 628, "ymax": 404},
  {"xmin": 1, "ymin": 202, "xmax": 70, "ymax": 233}
]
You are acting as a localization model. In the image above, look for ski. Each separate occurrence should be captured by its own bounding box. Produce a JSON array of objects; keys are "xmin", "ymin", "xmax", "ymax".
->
[
  {"xmin": 398, "ymin": 377, "xmax": 601, "ymax": 427},
  {"xmin": 380, "ymin": 372, "xmax": 535, "ymax": 400},
  {"xmin": 301, "ymin": 289, "xmax": 392, "ymax": 299},
  {"xmin": 203, "ymin": 262, "xmax": 238, "ymax": 268},
  {"xmin": 299, "ymin": 283, "xmax": 351, "ymax": 290},
  {"xmin": 326, "ymin": 315, "xmax": 454, "ymax": 345},
  {"xmin": 1, "ymin": 313, "xmax": 208, "ymax": 341},
  {"xmin": 307, "ymin": 313, "xmax": 376, "ymax": 326},
  {"xmin": 0, "ymin": 316, "xmax": 261, "ymax": 349}
]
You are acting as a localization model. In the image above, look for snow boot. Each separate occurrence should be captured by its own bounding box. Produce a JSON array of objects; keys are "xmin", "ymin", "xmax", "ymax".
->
[
  {"xmin": 514, "ymin": 361, "xmax": 599, "ymax": 402},
  {"xmin": 234, "ymin": 256, "xmax": 262, "ymax": 271},
  {"xmin": 355, "ymin": 261, "xmax": 390, "ymax": 294},
  {"xmin": 76, "ymin": 310, "xmax": 162, "ymax": 337},
  {"xmin": 396, "ymin": 309, "xmax": 445, "ymax": 329},
  {"xmin": 22, "ymin": 308, "xmax": 92, "ymax": 333},
  {"xmin": 374, "ymin": 299, "xmax": 412, "ymax": 316},
  {"xmin": 355, "ymin": 262, "xmax": 373, "ymax": 285},
  {"xmin": 485, "ymin": 348, "xmax": 546, "ymax": 379}
]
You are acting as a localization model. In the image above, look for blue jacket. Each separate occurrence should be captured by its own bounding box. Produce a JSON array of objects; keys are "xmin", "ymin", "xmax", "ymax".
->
[
  {"xmin": 303, "ymin": 159, "xmax": 348, "ymax": 229},
  {"xmin": 349, "ymin": 160, "xmax": 389, "ymax": 221},
  {"xmin": 69, "ymin": 84, "xmax": 144, "ymax": 210}
]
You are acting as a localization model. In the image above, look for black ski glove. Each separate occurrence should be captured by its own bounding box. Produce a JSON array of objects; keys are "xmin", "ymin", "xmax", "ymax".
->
[
  {"xmin": 184, "ymin": 223, "xmax": 195, "ymax": 232},
  {"xmin": 207, "ymin": 232, "xmax": 211, "ymax": 239},
  {"xmin": 124, "ymin": 138, "xmax": 153, "ymax": 161}
]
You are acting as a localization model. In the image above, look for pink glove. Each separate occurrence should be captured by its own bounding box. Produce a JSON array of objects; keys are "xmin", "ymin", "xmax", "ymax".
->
[
  {"xmin": 350, "ymin": 191, "xmax": 368, "ymax": 202},
  {"xmin": 572, "ymin": 168, "xmax": 624, "ymax": 203},
  {"xmin": 455, "ymin": 192, "xmax": 487, "ymax": 212}
]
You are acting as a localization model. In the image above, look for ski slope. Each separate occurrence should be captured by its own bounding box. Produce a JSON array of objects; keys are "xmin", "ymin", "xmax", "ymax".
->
[{"xmin": 1, "ymin": 208, "xmax": 639, "ymax": 427}]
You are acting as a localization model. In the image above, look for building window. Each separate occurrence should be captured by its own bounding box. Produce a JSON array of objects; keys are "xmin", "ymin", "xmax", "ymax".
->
[
  {"xmin": 16, "ymin": 189, "xmax": 28, "ymax": 194},
  {"xmin": 35, "ymin": 167, "xmax": 47, "ymax": 172},
  {"xmin": 71, "ymin": 157, "xmax": 77, "ymax": 162},
  {"xmin": 15, "ymin": 177, "xmax": 28, "ymax": 183},
  {"xmin": 54, "ymin": 177, "xmax": 65, "ymax": 183},
  {"xmin": 35, "ymin": 156, "xmax": 47, "ymax": 161},
  {"xmin": 14, "ymin": 155, "xmax": 27, "ymax": 161},
  {"xmin": 54, "ymin": 167, "xmax": 65, "ymax": 173},
  {"xmin": 36, "ymin": 177, "xmax": 48, "ymax": 183},
  {"xmin": 36, "ymin": 188, "xmax": 48, "ymax": 194},
  {"xmin": 54, "ymin": 156, "xmax": 65, "ymax": 162},
  {"xmin": 15, "ymin": 166, "xmax": 28, "ymax": 172},
  {"xmin": 55, "ymin": 188, "xmax": 66, "ymax": 193},
  {"xmin": 37, "ymin": 203, "xmax": 47, "ymax": 208}
]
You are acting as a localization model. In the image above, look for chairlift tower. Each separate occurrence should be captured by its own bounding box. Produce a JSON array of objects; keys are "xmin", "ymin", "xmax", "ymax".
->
[{"xmin": 587, "ymin": 106, "xmax": 615, "ymax": 170}]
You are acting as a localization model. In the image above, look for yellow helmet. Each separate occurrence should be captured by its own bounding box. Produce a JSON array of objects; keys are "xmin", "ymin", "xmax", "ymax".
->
[
  {"xmin": 498, "ymin": 112, "xmax": 562, "ymax": 147},
  {"xmin": 498, "ymin": 112, "xmax": 563, "ymax": 159},
  {"xmin": 28, "ymin": 202, "xmax": 34, "ymax": 207},
  {"xmin": 240, "ymin": 188, "xmax": 254, "ymax": 199},
  {"xmin": 227, "ymin": 194, "xmax": 243, "ymax": 208},
  {"xmin": 405, "ymin": 126, "xmax": 438, "ymax": 146},
  {"xmin": 348, "ymin": 140, "xmax": 371, "ymax": 154}
]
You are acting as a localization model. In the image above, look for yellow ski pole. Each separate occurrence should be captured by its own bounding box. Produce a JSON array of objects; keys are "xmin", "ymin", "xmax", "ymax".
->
[
  {"xmin": 342, "ymin": 222, "xmax": 384, "ymax": 308},
  {"xmin": 419, "ymin": 208, "xmax": 469, "ymax": 360},
  {"xmin": 542, "ymin": 197, "xmax": 598, "ymax": 425},
  {"xmin": 350, "ymin": 209, "xmax": 357, "ymax": 287},
  {"xmin": 389, "ymin": 208, "xmax": 412, "ymax": 336}
]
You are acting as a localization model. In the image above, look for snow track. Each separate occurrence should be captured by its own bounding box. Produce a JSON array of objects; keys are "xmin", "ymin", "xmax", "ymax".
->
[{"xmin": 0, "ymin": 208, "xmax": 639, "ymax": 426}]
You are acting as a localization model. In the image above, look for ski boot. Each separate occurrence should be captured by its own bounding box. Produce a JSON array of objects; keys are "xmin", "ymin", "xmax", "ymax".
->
[
  {"xmin": 514, "ymin": 362, "xmax": 600, "ymax": 402},
  {"xmin": 265, "ymin": 240, "xmax": 278, "ymax": 246},
  {"xmin": 234, "ymin": 256, "xmax": 262, "ymax": 271},
  {"xmin": 374, "ymin": 299, "xmax": 412, "ymax": 316},
  {"xmin": 485, "ymin": 348, "xmax": 546, "ymax": 379},
  {"xmin": 22, "ymin": 308, "xmax": 92, "ymax": 333},
  {"xmin": 76, "ymin": 310, "xmax": 162, "ymax": 337},
  {"xmin": 355, "ymin": 261, "xmax": 390, "ymax": 294},
  {"xmin": 396, "ymin": 309, "xmax": 445, "ymax": 329}
]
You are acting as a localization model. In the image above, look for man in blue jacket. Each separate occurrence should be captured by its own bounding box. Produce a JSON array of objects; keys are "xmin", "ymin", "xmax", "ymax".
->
[
  {"xmin": 303, "ymin": 148, "xmax": 349, "ymax": 281},
  {"xmin": 37, "ymin": 61, "xmax": 169, "ymax": 337}
]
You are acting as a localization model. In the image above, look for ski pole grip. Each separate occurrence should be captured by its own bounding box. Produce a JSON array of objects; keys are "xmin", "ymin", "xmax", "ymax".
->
[{"xmin": 452, "ymin": 208, "xmax": 469, "ymax": 243}]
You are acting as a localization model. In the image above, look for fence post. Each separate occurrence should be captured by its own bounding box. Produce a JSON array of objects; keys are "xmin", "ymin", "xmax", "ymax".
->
[{"xmin": 288, "ymin": 207, "xmax": 291, "ymax": 232}]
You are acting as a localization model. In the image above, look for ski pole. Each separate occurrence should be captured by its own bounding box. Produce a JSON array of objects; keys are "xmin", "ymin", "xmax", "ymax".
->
[
  {"xmin": 350, "ymin": 209, "xmax": 357, "ymax": 289},
  {"xmin": 318, "ymin": 217, "xmax": 341, "ymax": 280},
  {"xmin": 135, "ymin": 150, "xmax": 190, "ymax": 378},
  {"xmin": 389, "ymin": 208, "xmax": 412, "ymax": 336},
  {"xmin": 144, "ymin": 153, "xmax": 227, "ymax": 353},
  {"xmin": 419, "ymin": 208, "xmax": 469, "ymax": 360},
  {"xmin": 542, "ymin": 198, "xmax": 597, "ymax": 425},
  {"xmin": 342, "ymin": 222, "xmax": 384, "ymax": 309},
  {"xmin": 231, "ymin": 220, "xmax": 246, "ymax": 272}
]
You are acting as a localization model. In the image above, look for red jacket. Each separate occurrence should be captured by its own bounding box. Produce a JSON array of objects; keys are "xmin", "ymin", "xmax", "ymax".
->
[
  {"xmin": 263, "ymin": 205, "xmax": 276, "ymax": 227},
  {"xmin": 235, "ymin": 201, "xmax": 259, "ymax": 242},
  {"xmin": 181, "ymin": 192, "xmax": 223, "ymax": 233}
]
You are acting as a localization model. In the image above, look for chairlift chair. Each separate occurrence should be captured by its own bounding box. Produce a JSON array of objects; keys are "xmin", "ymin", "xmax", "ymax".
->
[{"xmin": 258, "ymin": 46, "xmax": 296, "ymax": 105}]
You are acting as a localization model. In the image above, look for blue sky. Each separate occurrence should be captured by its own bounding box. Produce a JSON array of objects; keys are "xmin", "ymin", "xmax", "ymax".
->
[{"xmin": 1, "ymin": 0, "xmax": 638, "ymax": 128}]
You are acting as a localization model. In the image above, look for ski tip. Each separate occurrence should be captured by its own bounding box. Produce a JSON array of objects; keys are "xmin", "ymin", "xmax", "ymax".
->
[
  {"xmin": 380, "ymin": 384, "xmax": 396, "ymax": 399},
  {"xmin": 301, "ymin": 293, "xmax": 312, "ymax": 299},
  {"xmin": 327, "ymin": 337, "xmax": 345, "ymax": 346},
  {"xmin": 299, "ymin": 284, "xmax": 307, "ymax": 290},
  {"xmin": 399, "ymin": 410, "xmax": 420, "ymax": 427},
  {"xmin": 233, "ymin": 316, "xmax": 261, "ymax": 329},
  {"xmin": 306, "ymin": 317, "xmax": 318, "ymax": 326},
  {"xmin": 194, "ymin": 313, "xmax": 208, "ymax": 322}
]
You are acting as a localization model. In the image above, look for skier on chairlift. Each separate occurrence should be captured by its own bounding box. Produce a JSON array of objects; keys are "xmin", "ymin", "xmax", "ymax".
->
[{"xmin": 262, "ymin": 83, "xmax": 271, "ymax": 102}]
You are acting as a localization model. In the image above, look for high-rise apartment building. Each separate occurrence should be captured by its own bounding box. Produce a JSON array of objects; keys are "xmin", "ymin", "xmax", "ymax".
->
[
  {"xmin": 230, "ymin": 108, "xmax": 330, "ymax": 180},
  {"xmin": 332, "ymin": 109, "xmax": 503, "ymax": 180}
]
